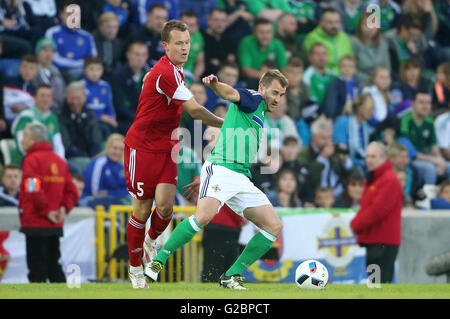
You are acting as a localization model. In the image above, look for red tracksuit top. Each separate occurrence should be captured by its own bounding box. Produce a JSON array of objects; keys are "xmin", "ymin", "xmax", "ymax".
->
[
  {"xmin": 350, "ymin": 160, "xmax": 403, "ymax": 246},
  {"xmin": 18, "ymin": 141, "xmax": 79, "ymax": 230}
]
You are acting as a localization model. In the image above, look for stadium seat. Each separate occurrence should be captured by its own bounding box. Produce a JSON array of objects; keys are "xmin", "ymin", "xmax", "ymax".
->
[
  {"xmin": 0, "ymin": 139, "xmax": 16, "ymax": 166},
  {"xmin": 0, "ymin": 59, "xmax": 21, "ymax": 78}
]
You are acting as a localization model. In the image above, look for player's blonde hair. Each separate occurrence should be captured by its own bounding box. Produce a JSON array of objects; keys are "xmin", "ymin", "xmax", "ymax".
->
[{"xmin": 259, "ymin": 69, "xmax": 289, "ymax": 88}]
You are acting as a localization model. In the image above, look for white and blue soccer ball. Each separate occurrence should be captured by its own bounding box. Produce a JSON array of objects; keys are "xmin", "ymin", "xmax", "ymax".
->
[{"xmin": 295, "ymin": 259, "xmax": 329, "ymax": 289}]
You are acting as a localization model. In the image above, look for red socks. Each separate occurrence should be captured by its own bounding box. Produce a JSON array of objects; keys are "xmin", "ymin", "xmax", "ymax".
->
[
  {"xmin": 148, "ymin": 207, "xmax": 173, "ymax": 240},
  {"xmin": 127, "ymin": 215, "xmax": 146, "ymax": 267}
]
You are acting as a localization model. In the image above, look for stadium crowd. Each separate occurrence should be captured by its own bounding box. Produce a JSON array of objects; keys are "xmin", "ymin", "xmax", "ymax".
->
[{"xmin": 0, "ymin": 0, "xmax": 450, "ymax": 212}]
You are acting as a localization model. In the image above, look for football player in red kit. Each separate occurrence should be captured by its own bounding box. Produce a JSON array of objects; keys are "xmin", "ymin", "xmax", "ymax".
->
[{"xmin": 124, "ymin": 20, "xmax": 224, "ymax": 288}]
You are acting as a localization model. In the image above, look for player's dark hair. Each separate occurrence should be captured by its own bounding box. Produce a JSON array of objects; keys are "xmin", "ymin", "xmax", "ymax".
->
[
  {"xmin": 161, "ymin": 19, "xmax": 188, "ymax": 43},
  {"xmin": 259, "ymin": 69, "xmax": 289, "ymax": 88}
]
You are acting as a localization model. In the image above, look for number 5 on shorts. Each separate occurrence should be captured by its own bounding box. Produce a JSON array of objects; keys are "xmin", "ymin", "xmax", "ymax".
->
[{"xmin": 137, "ymin": 182, "xmax": 144, "ymax": 197}]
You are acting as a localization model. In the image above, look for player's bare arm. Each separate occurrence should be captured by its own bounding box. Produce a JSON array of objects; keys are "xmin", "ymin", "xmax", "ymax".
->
[
  {"xmin": 202, "ymin": 74, "xmax": 240, "ymax": 103},
  {"xmin": 182, "ymin": 98, "xmax": 224, "ymax": 128}
]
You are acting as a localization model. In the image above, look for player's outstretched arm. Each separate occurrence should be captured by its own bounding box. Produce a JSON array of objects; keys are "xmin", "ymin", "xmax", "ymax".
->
[
  {"xmin": 182, "ymin": 98, "xmax": 224, "ymax": 128},
  {"xmin": 202, "ymin": 74, "xmax": 240, "ymax": 103}
]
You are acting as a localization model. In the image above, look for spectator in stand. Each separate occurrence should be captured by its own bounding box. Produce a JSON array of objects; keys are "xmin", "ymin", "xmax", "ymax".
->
[
  {"xmin": 0, "ymin": 67, "xmax": 8, "ymax": 140},
  {"xmin": 362, "ymin": 67, "xmax": 395, "ymax": 126},
  {"xmin": 350, "ymin": 141, "xmax": 403, "ymax": 284},
  {"xmin": 350, "ymin": 12, "xmax": 391, "ymax": 84},
  {"xmin": 432, "ymin": 62, "xmax": 450, "ymax": 114},
  {"xmin": 244, "ymin": 0, "xmax": 291, "ymax": 22},
  {"xmin": 430, "ymin": 180, "xmax": 450, "ymax": 210},
  {"xmin": 288, "ymin": 0, "xmax": 317, "ymax": 41},
  {"xmin": 18, "ymin": 122, "xmax": 79, "ymax": 283},
  {"xmin": 205, "ymin": 61, "xmax": 242, "ymax": 112},
  {"xmin": 0, "ymin": 164, "xmax": 21, "ymax": 207},
  {"xmin": 81, "ymin": 57, "xmax": 117, "ymax": 140},
  {"xmin": 333, "ymin": 171, "xmax": 364, "ymax": 209},
  {"xmin": 217, "ymin": 0, "xmax": 252, "ymax": 45},
  {"xmin": 303, "ymin": 7, "xmax": 353, "ymax": 75},
  {"xmin": 325, "ymin": 55, "xmax": 362, "ymax": 120},
  {"xmin": 92, "ymin": 13, "xmax": 123, "ymax": 78},
  {"xmin": 58, "ymin": 81, "xmax": 103, "ymax": 173},
  {"xmin": 70, "ymin": 173, "xmax": 85, "ymax": 206},
  {"xmin": 434, "ymin": 0, "xmax": 450, "ymax": 62},
  {"xmin": 314, "ymin": 187, "xmax": 335, "ymax": 209},
  {"xmin": 267, "ymin": 168, "xmax": 302, "ymax": 207},
  {"xmin": 127, "ymin": 3, "xmax": 167, "ymax": 68},
  {"xmin": 3, "ymin": 54, "xmax": 38, "ymax": 125},
  {"xmin": 32, "ymin": 37, "xmax": 66, "ymax": 113},
  {"xmin": 237, "ymin": 17, "xmax": 287, "ymax": 89},
  {"xmin": 435, "ymin": 110, "xmax": 450, "ymax": 162},
  {"xmin": 264, "ymin": 95, "xmax": 300, "ymax": 150},
  {"xmin": 367, "ymin": 0, "xmax": 402, "ymax": 33},
  {"xmin": 396, "ymin": 57, "xmax": 431, "ymax": 104},
  {"xmin": 403, "ymin": 0, "xmax": 438, "ymax": 42},
  {"xmin": 202, "ymin": 9, "xmax": 236, "ymax": 78},
  {"xmin": 333, "ymin": 94, "xmax": 375, "ymax": 169},
  {"xmin": 331, "ymin": 0, "xmax": 364, "ymax": 34},
  {"xmin": 302, "ymin": 43, "xmax": 335, "ymax": 113},
  {"xmin": 385, "ymin": 13, "xmax": 429, "ymax": 75},
  {"xmin": 400, "ymin": 91, "xmax": 450, "ymax": 185},
  {"xmin": 111, "ymin": 41, "xmax": 148, "ymax": 135},
  {"xmin": 283, "ymin": 56, "xmax": 310, "ymax": 122},
  {"xmin": 275, "ymin": 12, "xmax": 308, "ymax": 63},
  {"xmin": 178, "ymin": 0, "xmax": 217, "ymax": 30},
  {"xmin": 251, "ymin": 147, "xmax": 283, "ymax": 195},
  {"xmin": 181, "ymin": 10, "xmax": 205, "ymax": 85},
  {"xmin": 102, "ymin": 0, "xmax": 129, "ymax": 29},
  {"xmin": 387, "ymin": 142, "xmax": 425, "ymax": 204},
  {"xmin": 11, "ymin": 84, "xmax": 65, "ymax": 164},
  {"xmin": 133, "ymin": 0, "xmax": 179, "ymax": 27},
  {"xmin": 21, "ymin": 0, "xmax": 58, "ymax": 44},
  {"xmin": 393, "ymin": 166, "xmax": 415, "ymax": 208},
  {"xmin": 80, "ymin": 133, "xmax": 129, "ymax": 208},
  {"xmin": 44, "ymin": 1, "xmax": 97, "ymax": 82},
  {"xmin": 0, "ymin": 0, "xmax": 33, "ymax": 56},
  {"xmin": 298, "ymin": 117, "xmax": 354, "ymax": 205}
]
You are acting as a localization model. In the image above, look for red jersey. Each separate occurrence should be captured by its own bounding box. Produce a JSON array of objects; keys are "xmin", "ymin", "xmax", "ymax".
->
[{"xmin": 124, "ymin": 55, "xmax": 193, "ymax": 152}]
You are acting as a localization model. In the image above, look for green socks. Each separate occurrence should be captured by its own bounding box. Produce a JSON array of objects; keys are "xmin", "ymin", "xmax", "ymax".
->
[
  {"xmin": 153, "ymin": 215, "xmax": 202, "ymax": 265},
  {"xmin": 225, "ymin": 229, "xmax": 277, "ymax": 277}
]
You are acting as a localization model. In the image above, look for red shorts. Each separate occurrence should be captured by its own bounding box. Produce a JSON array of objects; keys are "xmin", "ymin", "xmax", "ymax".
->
[{"xmin": 124, "ymin": 144, "xmax": 178, "ymax": 200}]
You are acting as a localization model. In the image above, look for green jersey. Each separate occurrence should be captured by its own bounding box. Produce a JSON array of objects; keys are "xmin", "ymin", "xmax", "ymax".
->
[
  {"xmin": 238, "ymin": 34, "xmax": 288, "ymax": 71},
  {"xmin": 11, "ymin": 106, "xmax": 64, "ymax": 163},
  {"xmin": 177, "ymin": 144, "xmax": 201, "ymax": 195},
  {"xmin": 302, "ymin": 66, "xmax": 335, "ymax": 108},
  {"xmin": 400, "ymin": 113, "xmax": 437, "ymax": 155},
  {"xmin": 208, "ymin": 88, "xmax": 266, "ymax": 178}
]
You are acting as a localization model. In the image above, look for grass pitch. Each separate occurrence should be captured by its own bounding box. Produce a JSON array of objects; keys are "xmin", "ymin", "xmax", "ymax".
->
[{"xmin": 1, "ymin": 282, "xmax": 450, "ymax": 299}]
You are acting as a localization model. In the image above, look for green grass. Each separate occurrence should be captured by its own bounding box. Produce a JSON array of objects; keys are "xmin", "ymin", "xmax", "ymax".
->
[{"xmin": 1, "ymin": 283, "xmax": 450, "ymax": 299}]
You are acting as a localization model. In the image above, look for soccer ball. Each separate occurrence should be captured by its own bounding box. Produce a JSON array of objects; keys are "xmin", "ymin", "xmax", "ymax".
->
[{"xmin": 295, "ymin": 259, "xmax": 329, "ymax": 289}]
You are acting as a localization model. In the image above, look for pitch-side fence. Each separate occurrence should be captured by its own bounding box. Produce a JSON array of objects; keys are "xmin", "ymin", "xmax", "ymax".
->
[{"xmin": 96, "ymin": 205, "xmax": 203, "ymax": 282}]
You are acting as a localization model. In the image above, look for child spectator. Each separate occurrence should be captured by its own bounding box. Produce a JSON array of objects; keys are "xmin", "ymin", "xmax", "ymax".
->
[
  {"xmin": 362, "ymin": 66, "xmax": 397, "ymax": 126},
  {"xmin": 430, "ymin": 180, "xmax": 450, "ymax": 209},
  {"xmin": 81, "ymin": 57, "xmax": 117, "ymax": 140},
  {"xmin": 267, "ymin": 168, "xmax": 301, "ymax": 207},
  {"xmin": 333, "ymin": 171, "xmax": 364, "ymax": 209},
  {"xmin": 71, "ymin": 173, "xmax": 85, "ymax": 206},
  {"xmin": 325, "ymin": 55, "xmax": 361, "ymax": 120},
  {"xmin": 315, "ymin": 187, "xmax": 335, "ymax": 209},
  {"xmin": 395, "ymin": 57, "xmax": 430, "ymax": 108},
  {"xmin": 394, "ymin": 166, "xmax": 415, "ymax": 208}
]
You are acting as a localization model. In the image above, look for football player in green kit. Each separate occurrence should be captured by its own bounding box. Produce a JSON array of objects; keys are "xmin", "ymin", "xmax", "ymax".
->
[{"xmin": 146, "ymin": 69, "xmax": 288, "ymax": 290}]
